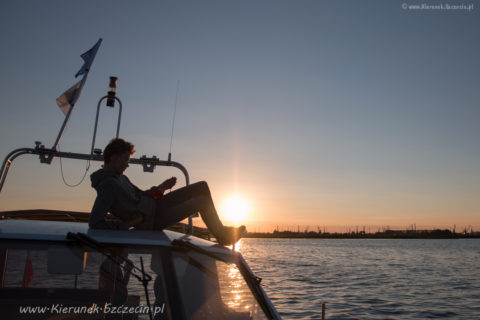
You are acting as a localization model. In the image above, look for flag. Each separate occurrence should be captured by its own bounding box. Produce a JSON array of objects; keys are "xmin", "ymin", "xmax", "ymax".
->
[
  {"xmin": 56, "ymin": 80, "xmax": 82, "ymax": 115},
  {"xmin": 55, "ymin": 39, "xmax": 102, "ymax": 115},
  {"xmin": 22, "ymin": 250, "xmax": 34, "ymax": 288},
  {"xmin": 75, "ymin": 38, "xmax": 102, "ymax": 78}
]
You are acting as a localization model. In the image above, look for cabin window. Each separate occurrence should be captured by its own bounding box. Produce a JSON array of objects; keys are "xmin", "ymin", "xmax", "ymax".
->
[
  {"xmin": 0, "ymin": 244, "xmax": 168, "ymax": 320},
  {"xmin": 1, "ymin": 247, "xmax": 103, "ymax": 289},
  {"xmin": 173, "ymin": 250, "xmax": 269, "ymax": 320}
]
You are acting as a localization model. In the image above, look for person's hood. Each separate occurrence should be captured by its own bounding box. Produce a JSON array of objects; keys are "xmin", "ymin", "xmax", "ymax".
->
[{"xmin": 90, "ymin": 168, "xmax": 119, "ymax": 189}]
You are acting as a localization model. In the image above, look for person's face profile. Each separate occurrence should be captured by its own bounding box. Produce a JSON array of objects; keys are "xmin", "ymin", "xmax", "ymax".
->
[{"xmin": 110, "ymin": 152, "xmax": 131, "ymax": 174}]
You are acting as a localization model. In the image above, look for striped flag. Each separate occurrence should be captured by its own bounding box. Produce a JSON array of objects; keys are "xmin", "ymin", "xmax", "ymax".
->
[
  {"xmin": 55, "ymin": 39, "xmax": 102, "ymax": 115},
  {"xmin": 56, "ymin": 80, "xmax": 82, "ymax": 115}
]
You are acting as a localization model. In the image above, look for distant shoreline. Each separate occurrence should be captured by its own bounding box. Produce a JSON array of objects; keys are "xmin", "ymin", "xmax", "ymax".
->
[{"xmin": 243, "ymin": 229, "xmax": 480, "ymax": 239}]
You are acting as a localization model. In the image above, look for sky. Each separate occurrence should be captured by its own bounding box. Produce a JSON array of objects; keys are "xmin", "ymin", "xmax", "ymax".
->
[{"xmin": 0, "ymin": 0, "xmax": 479, "ymax": 232}]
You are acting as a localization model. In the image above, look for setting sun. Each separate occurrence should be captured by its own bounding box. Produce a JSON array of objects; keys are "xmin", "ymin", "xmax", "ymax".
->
[{"xmin": 220, "ymin": 195, "xmax": 250, "ymax": 224}]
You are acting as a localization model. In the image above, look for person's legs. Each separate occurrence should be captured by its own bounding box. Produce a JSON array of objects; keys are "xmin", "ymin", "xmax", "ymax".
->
[
  {"xmin": 154, "ymin": 183, "xmax": 245, "ymax": 245},
  {"xmin": 159, "ymin": 181, "xmax": 211, "ymax": 209},
  {"xmin": 154, "ymin": 196, "xmax": 223, "ymax": 234}
]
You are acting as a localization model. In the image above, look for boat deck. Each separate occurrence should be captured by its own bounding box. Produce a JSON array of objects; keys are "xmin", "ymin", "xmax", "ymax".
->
[
  {"xmin": 0, "ymin": 209, "xmax": 230, "ymax": 257},
  {"xmin": 0, "ymin": 209, "xmax": 213, "ymax": 238}
]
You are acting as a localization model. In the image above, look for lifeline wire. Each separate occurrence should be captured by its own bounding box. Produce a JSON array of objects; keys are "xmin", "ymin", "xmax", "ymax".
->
[
  {"xmin": 169, "ymin": 80, "xmax": 180, "ymax": 157},
  {"xmin": 58, "ymin": 143, "xmax": 91, "ymax": 187}
]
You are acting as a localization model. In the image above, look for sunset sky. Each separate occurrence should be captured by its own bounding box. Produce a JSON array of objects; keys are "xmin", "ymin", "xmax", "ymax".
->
[{"xmin": 1, "ymin": 0, "xmax": 479, "ymax": 232}]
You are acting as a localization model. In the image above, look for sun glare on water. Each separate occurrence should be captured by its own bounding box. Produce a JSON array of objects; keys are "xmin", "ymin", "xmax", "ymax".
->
[{"xmin": 220, "ymin": 195, "xmax": 250, "ymax": 224}]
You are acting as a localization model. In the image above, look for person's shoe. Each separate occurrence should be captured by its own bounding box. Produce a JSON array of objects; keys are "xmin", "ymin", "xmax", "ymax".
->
[{"xmin": 217, "ymin": 225, "xmax": 247, "ymax": 246}]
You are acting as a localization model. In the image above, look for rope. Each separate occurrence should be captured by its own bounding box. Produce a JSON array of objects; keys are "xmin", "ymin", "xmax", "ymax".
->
[{"xmin": 58, "ymin": 144, "xmax": 90, "ymax": 187}]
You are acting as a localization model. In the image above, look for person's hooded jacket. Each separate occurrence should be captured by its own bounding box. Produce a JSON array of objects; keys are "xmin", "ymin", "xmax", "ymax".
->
[{"xmin": 89, "ymin": 168, "xmax": 153, "ymax": 229}]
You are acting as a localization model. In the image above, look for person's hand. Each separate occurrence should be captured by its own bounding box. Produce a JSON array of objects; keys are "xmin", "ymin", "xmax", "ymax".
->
[
  {"xmin": 153, "ymin": 177, "xmax": 177, "ymax": 199},
  {"xmin": 159, "ymin": 177, "xmax": 177, "ymax": 191},
  {"xmin": 128, "ymin": 212, "xmax": 144, "ymax": 227}
]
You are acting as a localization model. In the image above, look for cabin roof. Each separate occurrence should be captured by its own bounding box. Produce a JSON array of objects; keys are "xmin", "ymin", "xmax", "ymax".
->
[{"xmin": 0, "ymin": 218, "xmax": 233, "ymax": 256}]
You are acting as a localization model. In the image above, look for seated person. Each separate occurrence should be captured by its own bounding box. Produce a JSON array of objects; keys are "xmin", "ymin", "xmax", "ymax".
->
[{"xmin": 89, "ymin": 138, "xmax": 245, "ymax": 245}]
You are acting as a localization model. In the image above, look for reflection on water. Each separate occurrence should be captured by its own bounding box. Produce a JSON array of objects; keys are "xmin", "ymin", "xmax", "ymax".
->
[
  {"xmin": 226, "ymin": 265, "xmax": 242, "ymax": 308},
  {"xmin": 216, "ymin": 260, "xmax": 267, "ymax": 319},
  {"xmin": 219, "ymin": 263, "xmax": 247, "ymax": 310}
]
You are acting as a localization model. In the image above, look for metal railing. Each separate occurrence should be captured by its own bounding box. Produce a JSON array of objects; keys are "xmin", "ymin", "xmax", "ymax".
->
[{"xmin": 0, "ymin": 144, "xmax": 190, "ymax": 193}]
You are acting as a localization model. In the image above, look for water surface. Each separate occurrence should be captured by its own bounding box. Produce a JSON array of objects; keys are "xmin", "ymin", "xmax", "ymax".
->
[{"xmin": 239, "ymin": 238, "xmax": 480, "ymax": 319}]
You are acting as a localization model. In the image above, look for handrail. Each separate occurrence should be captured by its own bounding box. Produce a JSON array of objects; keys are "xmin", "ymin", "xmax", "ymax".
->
[
  {"xmin": 91, "ymin": 95, "xmax": 122, "ymax": 155},
  {"xmin": 0, "ymin": 143, "xmax": 190, "ymax": 193},
  {"xmin": 0, "ymin": 147, "xmax": 36, "ymax": 193}
]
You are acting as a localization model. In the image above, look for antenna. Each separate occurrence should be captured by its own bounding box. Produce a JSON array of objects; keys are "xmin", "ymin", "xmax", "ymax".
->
[{"xmin": 168, "ymin": 80, "xmax": 180, "ymax": 162}]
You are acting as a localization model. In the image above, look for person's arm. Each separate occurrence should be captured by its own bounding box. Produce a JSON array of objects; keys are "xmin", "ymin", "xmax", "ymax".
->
[
  {"xmin": 89, "ymin": 181, "xmax": 130, "ymax": 230},
  {"xmin": 131, "ymin": 176, "xmax": 177, "ymax": 199},
  {"xmin": 125, "ymin": 175, "xmax": 156, "ymax": 198}
]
